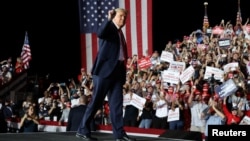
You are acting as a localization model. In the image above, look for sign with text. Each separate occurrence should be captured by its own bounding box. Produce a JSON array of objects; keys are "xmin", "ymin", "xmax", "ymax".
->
[
  {"xmin": 168, "ymin": 61, "xmax": 186, "ymax": 73},
  {"xmin": 212, "ymin": 26, "xmax": 224, "ymax": 35},
  {"xmin": 218, "ymin": 38, "xmax": 231, "ymax": 48},
  {"xmin": 204, "ymin": 66, "xmax": 224, "ymax": 81},
  {"xmin": 215, "ymin": 79, "xmax": 238, "ymax": 98},
  {"xmin": 130, "ymin": 94, "xmax": 146, "ymax": 110},
  {"xmin": 167, "ymin": 108, "xmax": 180, "ymax": 122},
  {"xmin": 137, "ymin": 57, "xmax": 152, "ymax": 70},
  {"xmin": 223, "ymin": 62, "xmax": 239, "ymax": 73},
  {"xmin": 239, "ymin": 115, "xmax": 250, "ymax": 125},
  {"xmin": 123, "ymin": 94, "xmax": 131, "ymax": 106},
  {"xmin": 160, "ymin": 50, "xmax": 173, "ymax": 62},
  {"xmin": 179, "ymin": 65, "xmax": 195, "ymax": 84},
  {"xmin": 123, "ymin": 93, "xmax": 146, "ymax": 110},
  {"xmin": 162, "ymin": 70, "xmax": 180, "ymax": 84}
]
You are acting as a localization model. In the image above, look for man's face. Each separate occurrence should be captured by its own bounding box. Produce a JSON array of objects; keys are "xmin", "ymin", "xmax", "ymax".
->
[{"xmin": 113, "ymin": 10, "xmax": 127, "ymax": 28}]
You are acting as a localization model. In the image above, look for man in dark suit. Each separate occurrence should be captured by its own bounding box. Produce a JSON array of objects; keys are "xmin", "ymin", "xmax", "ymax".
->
[
  {"xmin": 66, "ymin": 95, "xmax": 87, "ymax": 131},
  {"xmin": 76, "ymin": 8, "xmax": 136, "ymax": 141}
]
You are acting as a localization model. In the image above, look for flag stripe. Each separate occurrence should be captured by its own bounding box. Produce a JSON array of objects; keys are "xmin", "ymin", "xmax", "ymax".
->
[
  {"xmin": 135, "ymin": 0, "xmax": 143, "ymax": 58},
  {"xmin": 21, "ymin": 32, "xmax": 31, "ymax": 69},
  {"xmin": 146, "ymin": 0, "xmax": 153, "ymax": 56},
  {"xmin": 80, "ymin": 0, "xmax": 153, "ymax": 72}
]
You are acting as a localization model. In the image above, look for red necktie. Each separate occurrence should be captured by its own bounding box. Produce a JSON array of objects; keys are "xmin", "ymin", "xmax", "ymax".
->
[{"xmin": 118, "ymin": 29, "xmax": 128, "ymax": 65}]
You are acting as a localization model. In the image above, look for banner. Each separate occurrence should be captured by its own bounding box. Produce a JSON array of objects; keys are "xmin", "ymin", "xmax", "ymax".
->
[{"xmin": 215, "ymin": 79, "xmax": 238, "ymax": 98}]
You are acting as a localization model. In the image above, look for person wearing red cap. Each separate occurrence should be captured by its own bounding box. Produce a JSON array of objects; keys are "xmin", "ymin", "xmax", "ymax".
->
[
  {"xmin": 168, "ymin": 92, "xmax": 185, "ymax": 130},
  {"xmin": 187, "ymin": 87, "xmax": 208, "ymax": 134},
  {"xmin": 203, "ymin": 98, "xmax": 226, "ymax": 141},
  {"xmin": 222, "ymin": 96, "xmax": 243, "ymax": 125}
]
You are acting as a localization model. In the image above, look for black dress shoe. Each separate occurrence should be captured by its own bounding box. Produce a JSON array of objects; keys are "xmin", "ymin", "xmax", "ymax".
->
[
  {"xmin": 75, "ymin": 133, "xmax": 98, "ymax": 141},
  {"xmin": 115, "ymin": 135, "xmax": 136, "ymax": 141}
]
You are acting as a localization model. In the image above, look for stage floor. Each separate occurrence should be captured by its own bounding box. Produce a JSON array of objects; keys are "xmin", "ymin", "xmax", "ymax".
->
[{"xmin": 0, "ymin": 131, "xmax": 195, "ymax": 141}]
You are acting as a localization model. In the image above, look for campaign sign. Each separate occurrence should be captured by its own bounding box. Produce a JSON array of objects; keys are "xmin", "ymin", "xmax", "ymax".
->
[
  {"xmin": 212, "ymin": 26, "xmax": 224, "ymax": 35},
  {"xmin": 218, "ymin": 38, "xmax": 231, "ymax": 49},
  {"xmin": 239, "ymin": 116, "xmax": 250, "ymax": 125},
  {"xmin": 162, "ymin": 70, "xmax": 180, "ymax": 84},
  {"xmin": 137, "ymin": 57, "xmax": 152, "ymax": 69},
  {"xmin": 179, "ymin": 65, "xmax": 195, "ymax": 84},
  {"xmin": 215, "ymin": 79, "xmax": 238, "ymax": 98},
  {"xmin": 160, "ymin": 50, "xmax": 173, "ymax": 63}
]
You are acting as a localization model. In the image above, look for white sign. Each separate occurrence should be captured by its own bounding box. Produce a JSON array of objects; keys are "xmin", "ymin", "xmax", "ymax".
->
[
  {"xmin": 168, "ymin": 61, "xmax": 186, "ymax": 73},
  {"xmin": 204, "ymin": 66, "xmax": 224, "ymax": 81},
  {"xmin": 239, "ymin": 115, "xmax": 250, "ymax": 125},
  {"xmin": 223, "ymin": 62, "xmax": 239, "ymax": 73},
  {"xmin": 130, "ymin": 94, "xmax": 146, "ymax": 110},
  {"xmin": 167, "ymin": 108, "xmax": 180, "ymax": 122},
  {"xmin": 162, "ymin": 70, "xmax": 180, "ymax": 84},
  {"xmin": 180, "ymin": 65, "xmax": 195, "ymax": 84},
  {"xmin": 160, "ymin": 51, "xmax": 173, "ymax": 62},
  {"xmin": 123, "ymin": 93, "xmax": 146, "ymax": 110},
  {"xmin": 123, "ymin": 94, "xmax": 131, "ymax": 106}
]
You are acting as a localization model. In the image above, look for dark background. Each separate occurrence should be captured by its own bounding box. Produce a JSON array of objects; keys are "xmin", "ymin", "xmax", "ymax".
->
[{"xmin": 1, "ymin": 0, "xmax": 250, "ymax": 82}]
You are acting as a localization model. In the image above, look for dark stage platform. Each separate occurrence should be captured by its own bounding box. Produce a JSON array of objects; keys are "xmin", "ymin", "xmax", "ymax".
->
[{"xmin": 0, "ymin": 130, "xmax": 202, "ymax": 141}]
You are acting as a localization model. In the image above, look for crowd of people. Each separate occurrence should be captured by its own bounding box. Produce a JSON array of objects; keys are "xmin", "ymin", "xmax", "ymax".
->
[{"xmin": 1, "ymin": 17, "xmax": 250, "ymax": 141}]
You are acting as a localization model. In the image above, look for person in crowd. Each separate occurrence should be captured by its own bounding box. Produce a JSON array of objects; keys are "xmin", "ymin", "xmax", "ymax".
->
[
  {"xmin": 21, "ymin": 94, "xmax": 36, "ymax": 117},
  {"xmin": 0, "ymin": 97, "xmax": 13, "ymax": 133},
  {"xmin": 1, "ymin": 65, "xmax": 12, "ymax": 85},
  {"xmin": 15, "ymin": 57, "xmax": 24, "ymax": 74},
  {"xmin": 58, "ymin": 101, "xmax": 71, "ymax": 126},
  {"xmin": 67, "ymin": 95, "xmax": 87, "ymax": 131},
  {"xmin": 222, "ymin": 95, "xmax": 243, "ymax": 125},
  {"xmin": 1, "ymin": 57, "xmax": 14, "ymax": 75},
  {"xmin": 48, "ymin": 99, "xmax": 62, "ymax": 121},
  {"xmin": 38, "ymin": 102, "xmax": 50, "ymax": 120},
  {"xmin": 123, "ymin": 89, "xmax": 140, "ymax": 127},
  {"xmin": 203, "ymin": 98, "xmax": 226, "ymax": 141},
  {"xmin": 187, "ymin": 87, "xmax": 208, "ymax": 134},
  {"xmin": 138, "ymin": 95, "xmax": 154, "ymax": 129},
  {"xmin": 152, "ymin": 91, "xmax": 169, "ymax": 129},
  {"xmin": 76, "ymin": 8, "xmax": 136, "ymax": 141},
  {"xmin": 168, "ymin": 92, "xmax": 185, "ymax": 130},
  {"xmin": 38, "ymin": 90, "xmax": 53, "ymax": 110},
  {"xmin": 19, "ymin": 105, "xmax": 39, "ymax": 132}
]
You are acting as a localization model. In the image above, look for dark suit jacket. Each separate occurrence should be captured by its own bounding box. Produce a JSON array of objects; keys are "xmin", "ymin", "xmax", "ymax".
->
[
  {"xmin": 66, "ymin": 105, "xmax": 87, "ymax": 131},
  {"xmin": 91, "ymin": 19, "xmax": 127, "ymax": 82}
]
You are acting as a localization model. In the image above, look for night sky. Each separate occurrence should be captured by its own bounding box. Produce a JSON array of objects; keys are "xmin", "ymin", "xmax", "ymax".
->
[{"xmin": 1, "ymin": 0, "xmax": 250, "ymax": 82}]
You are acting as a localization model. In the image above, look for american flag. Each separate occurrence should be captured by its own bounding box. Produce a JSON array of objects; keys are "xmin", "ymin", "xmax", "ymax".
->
[
  {"xmin": 236, "ymin": 11, "xmax": 242, "ymax": 24},
  {"xmin": 203, "ymin": 15, "xmax": 209, "ymax": 28},
  {"xmin": 21, "ymin": 31, "xmax": 32, "ymax": 69},
  {"xmin": 78, "ymin": 0, "xmax": 153, "ymax": 72}
]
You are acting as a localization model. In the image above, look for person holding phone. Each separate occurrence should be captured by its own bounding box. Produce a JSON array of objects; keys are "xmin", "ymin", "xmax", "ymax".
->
[{"xmin": 76, "ymin": 8, "xmax": 136, "ymax": 141}]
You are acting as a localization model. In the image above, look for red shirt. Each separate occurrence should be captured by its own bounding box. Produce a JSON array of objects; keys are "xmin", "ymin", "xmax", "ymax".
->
[{"xmin": 222, "ymin": 104, "xmax": 241, "ymax": 125}]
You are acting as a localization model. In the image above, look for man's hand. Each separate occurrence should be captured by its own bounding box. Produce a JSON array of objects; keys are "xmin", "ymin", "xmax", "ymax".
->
[{"xmin": 108, "ymin": 9, "xmax": 115, "ymax": 20}]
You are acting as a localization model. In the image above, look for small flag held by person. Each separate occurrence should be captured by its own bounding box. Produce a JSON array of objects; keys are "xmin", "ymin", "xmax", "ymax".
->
[{"xmin": 21, "ymin": 31, "xmax": 31, "ymax": 69}]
